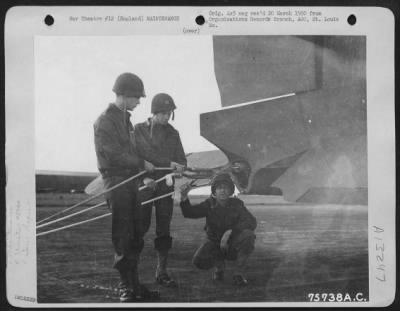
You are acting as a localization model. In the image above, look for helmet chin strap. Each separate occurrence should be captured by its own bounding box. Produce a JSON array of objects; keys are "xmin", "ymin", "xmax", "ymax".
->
[{"xmin": 150, "ymin": 117, "xmax": 154, "ymax": 138}]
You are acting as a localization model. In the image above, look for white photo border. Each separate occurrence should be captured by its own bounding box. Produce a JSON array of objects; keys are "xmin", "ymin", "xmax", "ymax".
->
[{"xmin": 4, "ymin": 6, "xmax": 396, "ymax": 308}]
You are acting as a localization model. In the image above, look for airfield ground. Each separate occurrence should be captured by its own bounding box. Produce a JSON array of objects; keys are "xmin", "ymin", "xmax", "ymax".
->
[{"xmin": 36, "ymin": 194, "xmax": 368, "ymax": 304}]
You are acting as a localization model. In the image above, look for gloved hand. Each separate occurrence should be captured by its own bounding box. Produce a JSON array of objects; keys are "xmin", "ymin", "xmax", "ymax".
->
[
  {"xmin": 143, "ymin": 177, "xmax": 156, "ymax": 190},
  {"xmin": 144, "ymin": 160, "xmax": 155, "ymax": 172},
  {"xmin": 165, "ymin": 173, "xmax": 174, "ymax": 186}
]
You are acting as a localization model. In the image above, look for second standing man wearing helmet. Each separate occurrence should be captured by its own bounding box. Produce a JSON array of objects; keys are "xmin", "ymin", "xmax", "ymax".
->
[{"xmin": 133, "ymin": 93, "xmax": 187, "ymax": 287}]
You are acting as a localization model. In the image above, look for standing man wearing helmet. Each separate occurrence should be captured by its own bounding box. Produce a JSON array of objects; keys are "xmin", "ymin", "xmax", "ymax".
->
[
  {"xmin": 179, "ymin": 173, "xmax": 257, "ymax": 286},
  {"xmin": 94, "ymin": 72, "xmax": 159, "ymax": 302},
  {"xmin": 133, "ymin": 93, "xmax": 186, "ymax": 287}
]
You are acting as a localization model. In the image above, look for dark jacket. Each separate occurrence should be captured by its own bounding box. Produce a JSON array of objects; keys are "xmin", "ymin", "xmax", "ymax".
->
[
  {"xmin": 133, "ymin": 118, "xmax": 186, "ymax": 177},
  {"xmin": 94, "ymin": 104, "xmax": 144, "ymax": 175},
  {"xmin": 180, "ymin": 197, "xmax": 257, "ymax": 242}
]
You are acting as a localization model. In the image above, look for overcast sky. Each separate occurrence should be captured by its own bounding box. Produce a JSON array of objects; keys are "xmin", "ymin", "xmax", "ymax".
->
[{"xmin": 35, "ymin": 36, "xmax": 221, "ymax": 173}]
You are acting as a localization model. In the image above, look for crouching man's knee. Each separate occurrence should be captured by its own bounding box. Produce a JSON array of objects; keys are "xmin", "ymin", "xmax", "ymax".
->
[
  {"xmin": 192, "ymin": 255, "xmax": 215, "ymax": 270},
  {"xmin": 233, "ymin": 229, "xmax": 256, "ymax": 255},
  {"xmin": 192, "ymin": 240, "xmax": 220, "ymax": 270}
]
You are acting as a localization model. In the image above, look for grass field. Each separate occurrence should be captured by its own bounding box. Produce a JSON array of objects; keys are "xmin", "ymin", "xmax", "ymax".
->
[{"xmin": 36, "ymin": 194, "xmax": 369, "ymax": 304}]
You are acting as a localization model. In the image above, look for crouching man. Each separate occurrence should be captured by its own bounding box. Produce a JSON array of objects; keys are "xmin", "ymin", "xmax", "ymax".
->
[{"xmin": 179, "ymin": 173, "xmax": 257, "ymax": 285}]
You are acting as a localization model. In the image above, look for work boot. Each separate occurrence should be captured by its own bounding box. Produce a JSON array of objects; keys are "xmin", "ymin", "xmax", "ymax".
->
[
  {"xmin": 155, "ymin": 251, "xmax": 177, "ymax": 287},
  {"xmin": 119, "ymin": 288, "xmax": 135, "ymax": 302},
  {"xmin": 129, "ymin": 270, "xmax": 161, "ymax": 301},
  {"xmin": 118, "ymin": 270, "xmax": 134, "ymax": 302},
  {"xmin": 231, "ymin": 252, "xmax": 250, "ymax": 286},
  {"xmin": 156, "ymin": 272, "xmax": 177, "ymax": 287},
  {"xmin": 234, "ymin": 252, "xmax": 250, "ymax": 278},
  {"xmin": 120, "ymin": 285, "xmax": 160, "ymax": 302}
]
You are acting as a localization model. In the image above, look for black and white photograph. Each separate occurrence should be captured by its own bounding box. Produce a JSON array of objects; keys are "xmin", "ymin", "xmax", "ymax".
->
[{"xmin": 5, "ymin": 6, "xmax": 396, "ymax": 308}]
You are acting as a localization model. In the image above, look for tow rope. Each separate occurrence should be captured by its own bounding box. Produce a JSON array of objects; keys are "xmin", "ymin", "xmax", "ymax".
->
[{"xmin": 36, "ymin": 166, "xmax": 222, "ymax": 237}]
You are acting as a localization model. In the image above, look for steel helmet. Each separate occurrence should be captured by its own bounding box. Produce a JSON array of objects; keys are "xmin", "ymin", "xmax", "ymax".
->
[
  {"xmin": 151, "ymin": 93, "xmax": 176, "ymax": 114},
  {"xmin": 211, "ymin": 173, "xmax": 235, "ymax": 195},
  {"xmin": 112, "ymin": 73, "xmax": 146, "ymax": 97}
]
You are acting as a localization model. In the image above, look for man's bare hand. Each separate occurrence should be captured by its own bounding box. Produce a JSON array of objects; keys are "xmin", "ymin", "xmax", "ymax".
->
[
  {"xmin": 179, "ymin": 182, "xmax": 192, "ymax": 201},
  {"xmin": 220, "ymin": 229, "xmax": 232, "ymax": 250}
]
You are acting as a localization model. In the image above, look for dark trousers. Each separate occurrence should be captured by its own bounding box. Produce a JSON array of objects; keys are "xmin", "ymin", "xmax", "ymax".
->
[
  {"xmin": 138, "ymin": 181, "xmax": 174, "ymax": 252},
  {"xmin": 192, "ymin": 229, "xmax": 256, "ymax": 270},
  {"xmin": 103, "ymin": 176, "xmax": 144, "ymax": 272}
]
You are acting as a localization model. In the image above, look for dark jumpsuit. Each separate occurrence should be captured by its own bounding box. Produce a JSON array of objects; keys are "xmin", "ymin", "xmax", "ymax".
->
[
  {"xmin": 180, "ymin": 196, "xmax": 257, "ymax": 269},
  {"xmin": 94, "ymin": 104, "xmax": 145, "ymax": 272},
  {"xmin": 133, "ymin": 118, "xmax": 186, "ymax": 252}
]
